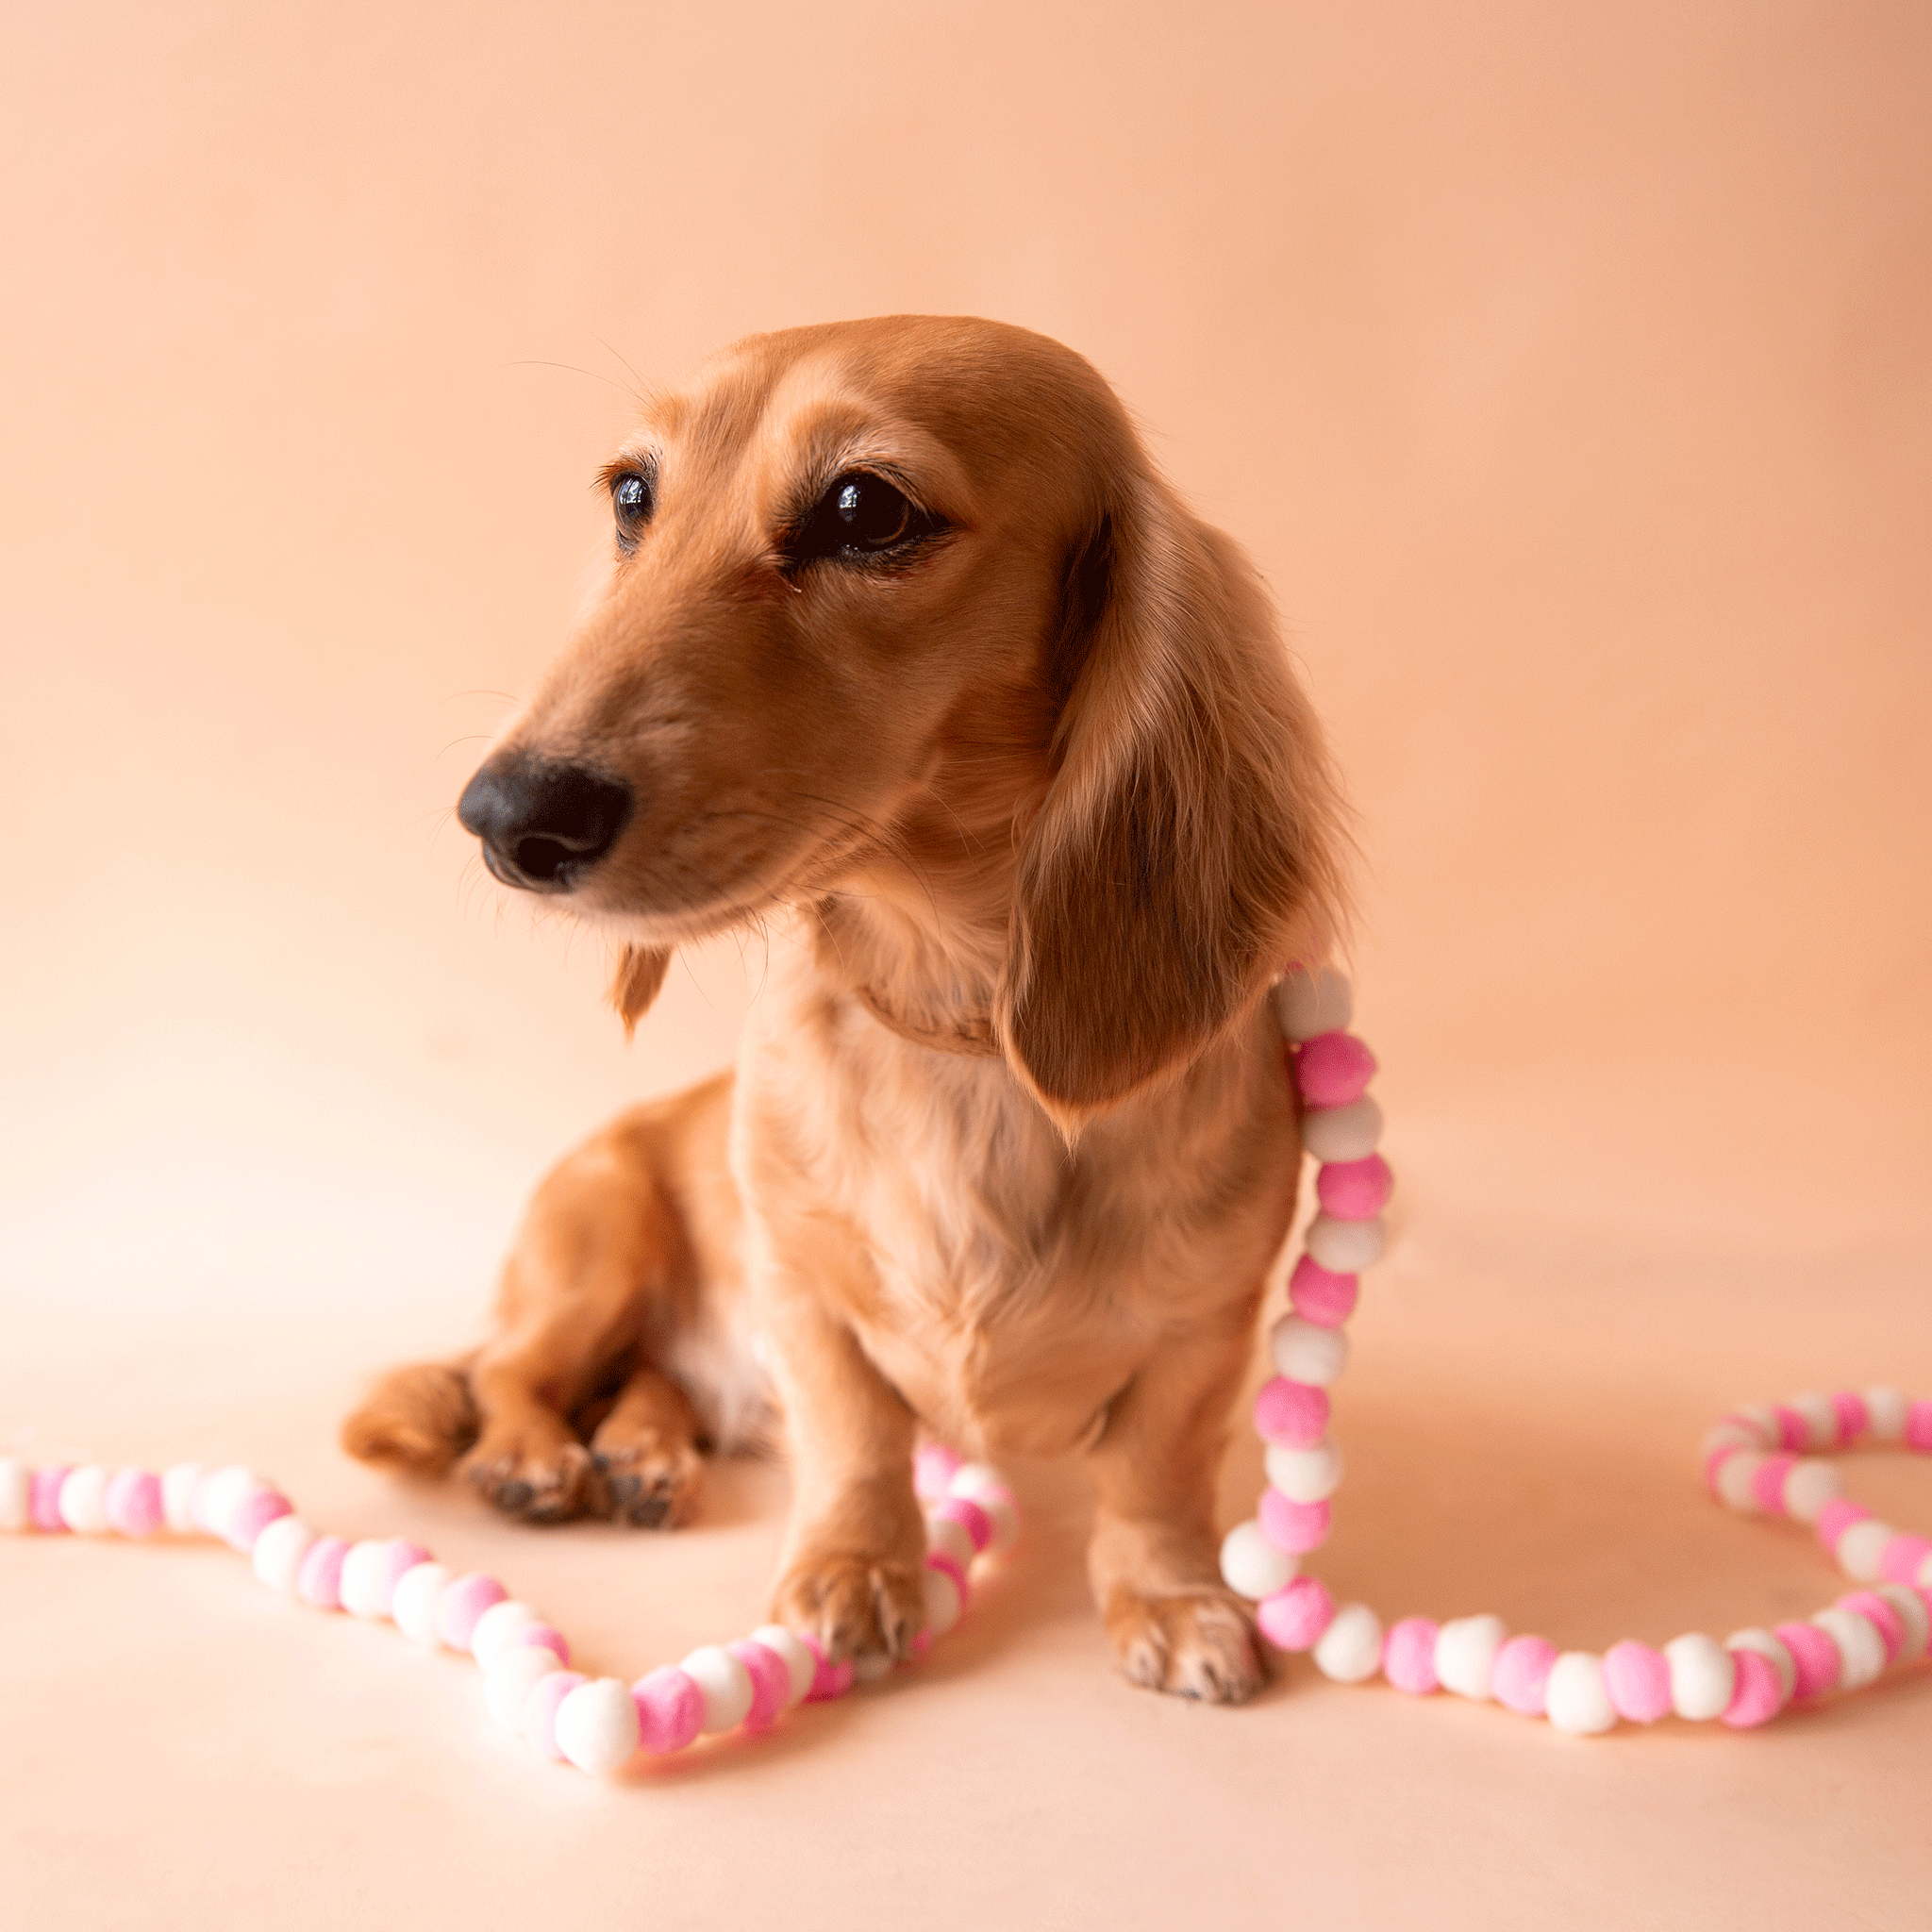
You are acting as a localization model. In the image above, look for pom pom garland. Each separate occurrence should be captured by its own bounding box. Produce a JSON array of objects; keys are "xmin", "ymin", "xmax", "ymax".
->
[
  {"xmin": 0, "ymin": 1445, "xmax": 1011, "ymax": 1776},
  {"xmin": 8, "ymin": 965, "xmax": 1929, "ymax": 1763}
]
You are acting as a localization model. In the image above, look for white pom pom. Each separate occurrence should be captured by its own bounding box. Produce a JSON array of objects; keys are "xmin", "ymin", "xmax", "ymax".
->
[
  {"xmin": 0, "ymin": 1457, "xmax": 27, "ymax": 1533},
  {"xmin": 1306, "ymin": 1213, "xmax": 1386, "ymax": 1274},
  {"xmin": 1300, "ymin": 1096, "xmax": 1383, "ymax": 1163},
  {"xmin": 193, "ymin": 1465, "xmax": 261, "ymax": 1539},
  {"xmin": 1725, "ymin": 1628, "xmax": 1795, "ymax": 1701},
  {"xmin": 1269, "ymin": 1316, "xmax": 1349, "ymax": 1388},
  {"xmin": 749, "ymin": 1624, "xmax": 818, "ymax": 1707},
  {"xmin": 250, "ymin": 1512, "xmax": 315, "ymax": 1594},
  {"xmin": 470, "ymin": 1598, "xmax": 541, "ymax": 1666},
  {"xmin": 1312, "ymin": 1603, "xmax": 1383, "ymax": 1683},
  {"xmin": 391, "ymin": 1560, "xmax": 452, "ymax": 1645},
  {"xmin": 680, "ymin": 1644, "xmax": 754, "ymax": 1733},
  {"xmin": 1264, "ymin": 1438, "xmax": 1344, "ymax": 1504},
  {"xmin": 485, "ymin": 1644, "xmax": 561, "ymax": 1733},
  {"xmin": 337, "ymin": 1540, "xmax": 394, "ymax": 1620},
  {"xmin": 1218, "ymin": 1520, "xmax": 1296, "ymax": 1601},
  {"xmin": 56, "ymin": 1466, "xmax": 111, "ymax": 1534},
  {"xmin": 1781, "ymin": 1458, "xmax": 1842, "ymax": 1524},
  {"xmin": 1434, "ymin": 1614, "xmax": 1507, "ymax": 1700},
  {"xmin": 1837, "ymin": 1519, "xmax": 1893, "ymax": 1583},
  {"xmin": 1730, "ymin": 1405, "xmax": 1780, "ymax": 1447},
  {"xmin": 1863, "ymin": 1386, "xmax": 1907, "ymax": 1442},
  {"xmin": 161, "ymin": 1462, "xmax": 206, "ymax": 1534},
  {"xmin": 1274, "ymin": 968, "xmax": 1353, "ymax": 1042},
  {"xmin": 1788, "ymin": 1392, "xmax": 1840, "ymax": 1449},
  {"xmin": 923, "ymin": 1562, "xmax": 963, "ymax": 1638},
  {"xmin": 1700, "ymin": 1421, "xmax": 1760, "ymax": 1458},
  {"xmin": 555, "ymin": 1677, "xmax": 641, "ymax": 1775},
  {"xmin": 1714, "ymin": 1452, "xmax": 1766, "ymax": 1510},
  {"xmin": 1545, "ymin": 1653, "xmax": 1617, "ymax": 1735},
  {"xmin": 1664, "ymin": 1634, "xmax": 1736, "ymax": 1720},
  {"xmin": 1873, "ymin": 1584, "xmax": 1930, "ymax": 1660},
  {"xmin": 924, "ymin": 1514, "xmax": 975, "ymax": 1571},
  {"xmin": 1811, "ymin": 1607, "xmax": 1886, "ymax": 1690},
  {"xmin": 948, "ymin": 1464, "xmax": 1021, "ymax": 1551}
]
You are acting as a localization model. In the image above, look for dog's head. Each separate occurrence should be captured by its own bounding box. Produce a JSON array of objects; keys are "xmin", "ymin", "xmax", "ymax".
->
[{"xmin": 461, "ymin": 316, "xmax": 1345, "ymax": 1126}]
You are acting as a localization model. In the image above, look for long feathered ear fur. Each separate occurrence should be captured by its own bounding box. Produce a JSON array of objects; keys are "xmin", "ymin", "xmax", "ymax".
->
[
  {"xmin": 609, "ymin": 943, "xmax": 671, "ymax": 1038},
  {"xmin": 996, "ymin": 470, "xmax": 1348, "ymax": 1134}
]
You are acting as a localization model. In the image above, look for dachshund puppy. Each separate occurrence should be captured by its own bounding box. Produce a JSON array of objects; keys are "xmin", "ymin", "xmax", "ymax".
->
[{"xmin": 343, "ymin": 316, "xmax": 1346, "ymax": 1701}]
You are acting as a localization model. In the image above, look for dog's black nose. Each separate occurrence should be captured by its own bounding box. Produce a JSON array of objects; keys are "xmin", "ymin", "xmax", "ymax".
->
[{"xmin": 457, "ymin": 755, "xmax": 634, "ymax": 892}]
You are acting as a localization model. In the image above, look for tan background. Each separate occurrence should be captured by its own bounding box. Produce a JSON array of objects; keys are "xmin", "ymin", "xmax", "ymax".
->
[{"xmin": 3, "ymin": 3, "xmax": 1929, "ymax": 1925}]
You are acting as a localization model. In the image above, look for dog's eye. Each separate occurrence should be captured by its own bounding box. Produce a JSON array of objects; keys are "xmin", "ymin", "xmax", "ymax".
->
[
  {"xmin": 608, "ymin": 469, "xmax": 655, "ymax": 551},
  {"xmin": 790, "ymin": 472, "xmax": 936, "ymax": 567}
]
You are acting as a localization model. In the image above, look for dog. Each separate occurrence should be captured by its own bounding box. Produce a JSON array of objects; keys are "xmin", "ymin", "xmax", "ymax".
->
[{"xmin": 342, "ymin": 315, "xmax": 1347, "ymax": 1702}]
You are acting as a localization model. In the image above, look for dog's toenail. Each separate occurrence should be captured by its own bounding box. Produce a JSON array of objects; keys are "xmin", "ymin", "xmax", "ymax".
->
[{"xmin": 499, "ymin": 1480, "xmax": 533, "ymax": 1511}]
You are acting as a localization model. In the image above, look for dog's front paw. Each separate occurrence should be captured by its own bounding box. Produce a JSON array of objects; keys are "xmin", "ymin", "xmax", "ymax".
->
[
  {"xmin": 1105, "ymin": 1586, "xmax": 1267, "ymax": 1704},
  {"xmin": 772, "ymin": 1549, "xmax": 927, "ymax": 1664},
  {"xmin": 459, "ymin": 1429, "xmax": 595, "ymax": 1525}
]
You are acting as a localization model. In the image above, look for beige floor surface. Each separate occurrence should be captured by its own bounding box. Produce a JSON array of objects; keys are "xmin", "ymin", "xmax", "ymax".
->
[{"xmin": 4, "ymin": 4, "xmax": 1929, "ymax": 1926}]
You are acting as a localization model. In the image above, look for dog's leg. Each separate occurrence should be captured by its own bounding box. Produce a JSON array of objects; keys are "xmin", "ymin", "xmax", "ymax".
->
[
  {"xmin": 586, "ymin": 1364, "xmax": 705, "ymax": 1527},
  {"xmin": 1086, "ymin": 1306, "xmax": 1267, "ymax": 1704},
  {"xmin": 456, "ymin": 1114, "xmax": 701, "ymax": 1526},
  {"xmin": 756, "ymin": 1232, "xmax": 925, "ymax": 1661}
]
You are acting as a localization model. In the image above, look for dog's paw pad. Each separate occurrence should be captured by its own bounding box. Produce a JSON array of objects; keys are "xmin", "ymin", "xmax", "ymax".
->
[
  {"xmin": 591, "ymin": 1441, "xmax": 703, "ymax": 1529},
  {"xmin": 459, "ymin": 1438, "xmax": 595, "ymax": 1525}
]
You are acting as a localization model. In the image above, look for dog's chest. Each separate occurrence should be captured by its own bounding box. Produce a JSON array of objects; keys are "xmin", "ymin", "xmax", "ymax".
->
[{"xmin": 741, "ymin": 974, "xmax": 1296, "ymax": 1455}]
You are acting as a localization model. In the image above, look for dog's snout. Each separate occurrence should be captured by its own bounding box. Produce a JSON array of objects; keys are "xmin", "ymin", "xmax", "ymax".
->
[{"xmin": 457, "ymin": 755, "xmax": 634, "ymax": 892}]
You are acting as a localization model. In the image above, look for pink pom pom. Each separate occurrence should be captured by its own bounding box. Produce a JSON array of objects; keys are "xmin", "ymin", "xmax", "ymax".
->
[
  {"xmin": 1257, "ymin": 1576, "xmax": 1335, "ymax": 1651},
  {"xmin": 1491, "ymin": 1635, "xmax": 1558, "ymax": 1716},
  {"xmin": 1817, "ymin": 1498, "xmax": 1874, "ymax": 1551},
  {"xmin": 1906, "ymin": 1400, "xmax": 1932, "ymax": 1452},
  {"xmin": 104, "ymin": 1470, "xmax": 164, "ymax": 1538},
  {"xmin": 514, "ymin": 1624, "xmax": 571, "ymax": 1665},
  {"xmin": 526, "ymin": 1671, "xmax": 587, "ymax": 1758},
  {"xmin": 931, "ymin": 1495, "xmax": 993, "ymax": 1554},
  {"xmin": 1603, "ymin": 1641, "xmax": 1673, "ymax": 1723},
  {"xmin": 378, "ymin": 1540, "xmax": 433, "ymax": 1613},
  {"xmin": 296, "ymin": 1535, "xmax": 349, "ymax": 1609},
  {"xmin": 225, "ymin": 1489, "xmax": 292, "ymax": 1552},
  {"xmin": 1774, "ymin": 1621, "xmax": 1842, "ymax": 1699},
  {"xmin": 1772, "ymin": 1406, "xmax": 1808, "ymax": 1453},
  {"xmin": 1832, "ymin": 1391, "xmax": 1870, "ymax": 1441},
  {"xmin": 1750, "ymin": 1454, "xmax": 1797, "ymax": 1513},
  {"xmin": 1839, "ymin": 1590, "xmax": 1906, "ymax": 1665},
  {"xmin": 1722, "ymin": 1648, "xmax": 1786, "ymax": 1727},
  {"xmin": 1254, "ymin": 1377, "xmax": 1328, "ymax": 1448},
  {"xmin": 925, "ymin": 1550, "xmax": 971, "ymax": 1609},
  {"xmin": 798, "ymin": 1631, "xmax": 856, "ymax": 1702},
  {"xmin": 728, "ymin": 1641, "xmax": 793, "ymax": 1729},
  {"xmin": 913, "ymin": 1442, "xmax": 962, "ymax": 1500},
  {"xmin": 1288, "ymin": 1256, "xmax": 1358, "ymax": 1328},
  {"xmin": 1382, "ymin": 1617, "xmax": 1441, "ymax": 1695},
  {"xmin": 633, "ymin": 1666, "xmax": 705, "ymax": 1756},
  {"xmin": 435, "ymin": 1573, "xmax": 508, "ymax": 1651},
  {"xmin": 29, "ymin": 1467, "xmax": 73, "ymax": 1533},
  {"xmin": 1294, "ymin": 1031, "xmax": 1377, "ymax": 1108},
  {"xmin": 1315, "ymin": 1154, "xmax": 1392, "ymax": 1220},
  {"xmin": 1258, "ymin": 1489, "xmax": 1331, "ymax": 1554},
  {"xmin": 1880, "ymin": 1534, "xmax": 1932, "ymax": 1584}
]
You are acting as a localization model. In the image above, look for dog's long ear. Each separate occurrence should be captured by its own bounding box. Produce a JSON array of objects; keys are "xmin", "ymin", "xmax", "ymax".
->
[
  {"xmin": 996, "ymin": 474, "xmax": 1347, "ymax": 1133},
  {"xmin": 608, "ymin": 944, "xmax": 671, "ymax": 1039}
]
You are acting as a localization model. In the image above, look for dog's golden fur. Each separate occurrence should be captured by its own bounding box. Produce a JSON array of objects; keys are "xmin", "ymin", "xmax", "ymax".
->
[{"xmin": 343, "ymin": 316, "xmax": 1347, "ymax": 1700}]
